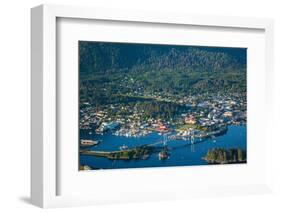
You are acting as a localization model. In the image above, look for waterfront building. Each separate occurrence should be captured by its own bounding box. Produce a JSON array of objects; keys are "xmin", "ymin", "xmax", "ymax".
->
[{"xmin": 223, "ymin": 111, "xmax": 233, "ymax": 117}]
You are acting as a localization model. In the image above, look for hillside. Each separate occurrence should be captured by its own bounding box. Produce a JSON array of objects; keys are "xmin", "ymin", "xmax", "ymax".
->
[{"xmin": 79, "ymin": 41, "xmax": 247, "ymax": 105}]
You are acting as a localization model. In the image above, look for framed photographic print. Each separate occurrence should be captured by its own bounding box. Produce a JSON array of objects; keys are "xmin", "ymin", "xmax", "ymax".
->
[
  {"xmin": 31, "ymin": 4, "xmax": 274, "ymax": 208},
  {"xmin": 78, "ymin": 41, "xmax": 247, "ymax": 170}
]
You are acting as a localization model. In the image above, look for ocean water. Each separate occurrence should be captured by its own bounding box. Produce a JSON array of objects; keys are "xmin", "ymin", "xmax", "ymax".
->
[{"xmin": 79, "ymin": 125, "xmax": 246, "ymax": 170}]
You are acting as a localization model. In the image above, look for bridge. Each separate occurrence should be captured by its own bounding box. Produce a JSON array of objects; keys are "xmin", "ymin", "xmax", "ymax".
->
[{"xmin": 145, "ymin": 132, "xmax": 196, "ymax": 147}]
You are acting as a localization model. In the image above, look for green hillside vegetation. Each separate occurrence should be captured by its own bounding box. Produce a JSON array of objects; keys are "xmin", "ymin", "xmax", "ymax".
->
[{"xmin": 79, "ymin": 42, "xmax": 246, "ymax": 118}]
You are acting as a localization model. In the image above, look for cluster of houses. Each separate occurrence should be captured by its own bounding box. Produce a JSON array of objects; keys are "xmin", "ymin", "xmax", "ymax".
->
[
  {"xmin": 113, "ymin": 120, "xmax": 169, "ymax": 137},
  {"xmin": 79, "ymin": 92, "xmax": 246, "ymax": 139}
]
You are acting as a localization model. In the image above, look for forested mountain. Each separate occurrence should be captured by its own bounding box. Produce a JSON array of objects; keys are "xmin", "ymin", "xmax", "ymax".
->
[
  {"xmin": 79, "ymin": 41, "xmax": 246, "ymax": 77},
  {"xmin": 79, "ymin": 41, "xmax": 247, "ymax": 105}
]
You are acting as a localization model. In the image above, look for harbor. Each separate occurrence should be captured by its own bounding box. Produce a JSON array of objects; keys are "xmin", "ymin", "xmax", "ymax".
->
[
  {"xmin": 78, "ymin": 42, "xmax": 247, "ymax": 170},
  {"xmin": 79, "ymin": 125, "xmax": 246, "ymax": 169}
]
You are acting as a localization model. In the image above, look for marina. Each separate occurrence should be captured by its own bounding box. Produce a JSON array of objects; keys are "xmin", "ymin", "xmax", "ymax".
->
[{"xmin": 80, "ymin": 125, "xmax": 246, "ymax": 169}]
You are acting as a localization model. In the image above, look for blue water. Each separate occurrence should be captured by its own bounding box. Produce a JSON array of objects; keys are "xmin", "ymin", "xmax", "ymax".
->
[{"xmin": 80, "ymin": 125, "xmax": 246, "ymax": 169}]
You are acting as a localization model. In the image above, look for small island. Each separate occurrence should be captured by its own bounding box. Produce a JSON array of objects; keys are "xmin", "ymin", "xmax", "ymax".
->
[
  {"xmin": 80, "ymin": 145, "xmax": 154, "ymax": 160},
  {"xmin": 203, "ymin": 148, "xmax": 246, "ymax": 164}
]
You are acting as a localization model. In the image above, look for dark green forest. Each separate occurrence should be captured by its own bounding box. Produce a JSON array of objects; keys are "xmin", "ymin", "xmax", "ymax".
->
[
  {"xmin": 79, "ymin": 41, "xmax": 247, "ymax": 106},
  {"xmin": 204, "ymin": 148, "xmax": 247, "ymax": 163}
]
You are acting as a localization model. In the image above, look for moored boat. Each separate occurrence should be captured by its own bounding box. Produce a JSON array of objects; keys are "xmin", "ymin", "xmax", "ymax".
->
[
  {"xmin": 158, "ymin": 147, "xmax": 169, "ymax": 160},
  {"xmin": 80, "ymin": 139, "xmax": 99, "ymax": 147}
]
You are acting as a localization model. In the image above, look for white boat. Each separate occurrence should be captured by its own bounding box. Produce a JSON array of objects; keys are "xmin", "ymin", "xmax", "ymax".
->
[{"xmin": 119, "ymin": 145, "xmax": 128, "ymax": 150}]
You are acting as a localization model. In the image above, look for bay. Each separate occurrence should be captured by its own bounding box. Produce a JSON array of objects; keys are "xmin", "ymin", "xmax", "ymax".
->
[{"xmin": 79, "ymin": 125, "xmax": 246, "ymax": 170}]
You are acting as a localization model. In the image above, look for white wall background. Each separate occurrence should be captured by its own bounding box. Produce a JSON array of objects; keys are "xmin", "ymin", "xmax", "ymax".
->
[{"xmin": 0, "ymin": 0, "xmax": 280, "ymax": 212}]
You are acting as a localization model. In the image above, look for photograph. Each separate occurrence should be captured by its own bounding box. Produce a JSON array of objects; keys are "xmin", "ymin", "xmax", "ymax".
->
[{"xmin": 79, "ymin": 41, "xmax": 247, "ymax": 170}]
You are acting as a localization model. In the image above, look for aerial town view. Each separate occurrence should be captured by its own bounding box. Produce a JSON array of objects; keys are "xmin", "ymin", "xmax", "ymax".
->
[{"xmin": 79, "ymin": 41, "xmax": 247, "ymax": 170}]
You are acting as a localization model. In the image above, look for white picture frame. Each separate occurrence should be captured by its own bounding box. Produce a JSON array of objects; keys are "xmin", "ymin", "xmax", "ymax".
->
[{"xmin": 31, "ymin": 4, "xmax": 274, "ymax": 208}]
